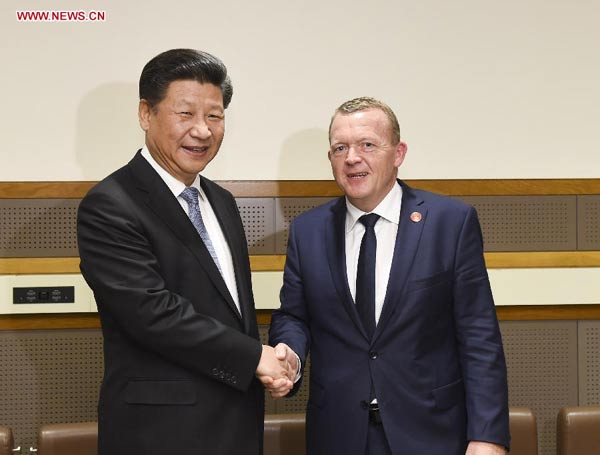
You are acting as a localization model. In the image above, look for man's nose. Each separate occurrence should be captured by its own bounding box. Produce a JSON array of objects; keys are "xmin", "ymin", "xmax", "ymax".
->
[
  {"xmin": 345, "ymin": 146, "xmax": 361, "ymax": 164},
  {"xmin": 190, "ymin": 118, "xmax": 212, "ymax": 139}
]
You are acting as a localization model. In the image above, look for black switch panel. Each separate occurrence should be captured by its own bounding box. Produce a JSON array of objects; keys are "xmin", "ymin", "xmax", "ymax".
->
[{"xmin": 13, "ymin": 286, "xmax": 75, "ymax": 304}]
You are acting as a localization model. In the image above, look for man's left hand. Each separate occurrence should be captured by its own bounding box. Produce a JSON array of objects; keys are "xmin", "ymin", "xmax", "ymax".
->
[{"xmin": 466, "ymin": 441, "xmax": 507, "ymax": 455}]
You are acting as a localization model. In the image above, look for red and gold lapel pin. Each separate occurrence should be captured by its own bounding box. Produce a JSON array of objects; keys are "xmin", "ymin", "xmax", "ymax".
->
[{"xmin": 410, "ymin": 211, "xmax": 422, "ymax": 223}]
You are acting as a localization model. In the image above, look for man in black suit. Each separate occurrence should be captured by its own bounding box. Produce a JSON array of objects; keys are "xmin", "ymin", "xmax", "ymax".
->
[{"xmin": 77, "ymin": 48, "xmax": 292, "ymax": 455}]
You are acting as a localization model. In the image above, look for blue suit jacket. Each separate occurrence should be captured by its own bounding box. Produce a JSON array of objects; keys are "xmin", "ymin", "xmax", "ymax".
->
[{"xmin": 269, "ymin": 181, "xmax": 509, "ymax": 455}]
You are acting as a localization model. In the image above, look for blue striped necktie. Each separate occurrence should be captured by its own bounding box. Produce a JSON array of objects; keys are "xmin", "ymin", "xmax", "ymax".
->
[{"xmin": 180, "ymin": 187, "xmax": 222, "ymax": 274}]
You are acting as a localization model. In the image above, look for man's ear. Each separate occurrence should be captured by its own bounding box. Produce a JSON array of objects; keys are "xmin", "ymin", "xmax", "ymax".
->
[
  {"xmin": 138, "ymin": 99, "xmax": 152, "ymax": 132},
  {"xmin": 394, "ymin": 141, "xmax": 408, "ymax": 168}
]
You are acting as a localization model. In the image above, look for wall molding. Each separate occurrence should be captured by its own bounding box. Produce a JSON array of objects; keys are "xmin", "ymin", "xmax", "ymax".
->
[
  {"xmin": 2, "ymin": 252, "xmax": 599, "ymax": 275},
  {"xmin": 484, "ymin": 252, "xmax": 600, "ymax": 268},
  {"xmin": 1, "ymin": 305, "xmax": 599, "ymax": 331},
  {"xmin": 2, "ymin": 179, "xmax": 600, "ymax": 198},
  {"xmin": 0, "ymin": 313, "xmax": 100, "ymax": 330}
]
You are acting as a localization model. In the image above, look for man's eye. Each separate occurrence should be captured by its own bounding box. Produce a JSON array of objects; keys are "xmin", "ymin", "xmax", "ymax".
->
[
  {"xmin": 178, "ymin": 111, "xmax": 193, "ymax": 117},
  {"xmin": 333, "ymin": 145, "xmax": 347, "ymax": 154},
  {"xmin": 208, "ymin": 114, "xmax": 224, "ymax": 120},
  {"xmin": 364, "ymin": 142, "xmax": 374, "ymax": 149}
]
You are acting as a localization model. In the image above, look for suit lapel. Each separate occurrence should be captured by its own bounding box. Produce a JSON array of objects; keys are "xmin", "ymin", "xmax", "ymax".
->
[
  {"xmin": 201, "ymin": 179, "xmax": 251, "ymax": 328},
  {"xmin": 325, "ymin": 197, "xmax": 370, "ymax": 340},
  {"xmin": 128, "ymin": 152, "xmax": 240, "ymax": 319},
  {"xmin": 373, "ymin": 181, "xmax": 427, "ymax": 342}
]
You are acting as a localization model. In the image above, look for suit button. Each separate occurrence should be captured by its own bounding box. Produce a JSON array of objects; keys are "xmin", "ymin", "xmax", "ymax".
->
[
  {"xmin": 369, "ymin": 351, "xmax": 378, "ymax": 359},
  {"xmin": 360, "ymin": 400, "xmax": 369, "ymax": 409}
]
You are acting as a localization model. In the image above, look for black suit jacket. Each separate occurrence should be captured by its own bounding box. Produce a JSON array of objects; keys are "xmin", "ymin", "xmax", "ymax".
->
[{"xmin": 77, "ymin": 152, "xmax": 264, "ymax": 455}]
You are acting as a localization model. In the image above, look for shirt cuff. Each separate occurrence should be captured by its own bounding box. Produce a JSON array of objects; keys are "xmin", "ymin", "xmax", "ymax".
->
[{"xmin": 293, "ymin": 353, "xmax": 302, "ymax": 383}]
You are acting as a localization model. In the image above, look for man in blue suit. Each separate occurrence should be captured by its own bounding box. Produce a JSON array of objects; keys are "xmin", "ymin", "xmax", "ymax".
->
[{"xmin": 269, "ymin": 97, "xmax": 510, "ymax": 454}]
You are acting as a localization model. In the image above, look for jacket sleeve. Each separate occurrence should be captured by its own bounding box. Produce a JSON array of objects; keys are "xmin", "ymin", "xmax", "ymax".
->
[
  {"xmin": 452, "ymin": 206, "xmax": 511, "ymax": 448},
  {"xmin": 269, "ymin": 220, "xmax": 311, "ymax": 393}
]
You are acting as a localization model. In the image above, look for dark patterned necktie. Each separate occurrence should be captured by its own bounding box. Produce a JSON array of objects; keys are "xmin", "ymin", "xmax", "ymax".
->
[
  {"xmin": 180, "ymin": 187, "xmax": 222, "ymax": 274},
  {"xmin": 355, "ymin": 213, "xmax": 380, "ymax": 339}
]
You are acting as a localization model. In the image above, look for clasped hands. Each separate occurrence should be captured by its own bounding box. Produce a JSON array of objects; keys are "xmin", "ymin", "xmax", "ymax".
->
[{"xmin": 256, "ymin": 343, "xmax": 298, "ymax": 399}]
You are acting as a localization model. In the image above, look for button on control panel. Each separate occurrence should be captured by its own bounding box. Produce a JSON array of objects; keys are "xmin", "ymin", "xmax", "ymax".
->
[{"xmin": 13, "ymin": 286, "xmax": 75, "ymax": 304}]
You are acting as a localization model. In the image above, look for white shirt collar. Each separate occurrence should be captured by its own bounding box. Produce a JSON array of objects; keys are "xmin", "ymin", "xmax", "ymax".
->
[
  {"xmin": 345, "ymin": 181, "xmax": 402, "ymax": 233},
  {"xmin": 140, "ymin": 146, "xmax": 205, "ymax": 200}
]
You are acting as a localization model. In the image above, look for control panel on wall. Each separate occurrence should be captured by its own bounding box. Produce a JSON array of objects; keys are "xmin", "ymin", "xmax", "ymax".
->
[
  {"xmin": 0, "ymin": 275, "xmax": 95, "ymax": 314},
  {"xmin": 13, "ymin": 286, "xmax": 75, "ymax": 304}
]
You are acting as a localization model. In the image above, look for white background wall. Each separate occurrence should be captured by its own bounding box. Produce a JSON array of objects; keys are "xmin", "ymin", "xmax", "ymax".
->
[{"xmin": 2, "ymin": 0, "xmax": 599, "ymax": 181}]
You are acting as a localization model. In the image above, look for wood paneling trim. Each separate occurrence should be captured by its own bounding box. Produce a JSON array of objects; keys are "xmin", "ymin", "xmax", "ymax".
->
[
  {"xmin": 0, "ymin": 256, "xmax": 289, "ymax": 274},
  {"xmin": 2, "ymin": 179, "xmax": 600, "ymax": 198},
  {"xmin": 404, "ymin": 179, "xmax": 600, "ymax": 196},
  {"xmin": 2, "ymin": 252, "xmax": 599, "ymax": 275},
  {"xmin": 0, "ymin": 258, "xmax": 81, "ymax": 274},
  {"xmin": 250, "ymin": 255, "xmax": 287, "ymax": 271},
  {"xmin": 256, "ymin": 253, "xmax": 600, "ymax": 270},
  {"xmin": 221, "ymin": 181, "xmax": 342, "ymax": 197},
  {"xmin": 495, "ymin": 305, "xmax": 600, "ymax": 320},
  {"xmin": 260, "ymin": 306, "xmax": 600, "ymax": 323},
  {"xmin": 0, "ymin": 182, "xmax": 95, "ymax": 199},
  {"xmin": 0, "ymin": 313, "xmax": 100, "ymax": 330},
  {"xmin": 1, "ymin": 305, "xmax": 599, "ymax": 330},
  {"xmin": 484, "ymin": 252, "xmax": 600, "ymax": 268}
]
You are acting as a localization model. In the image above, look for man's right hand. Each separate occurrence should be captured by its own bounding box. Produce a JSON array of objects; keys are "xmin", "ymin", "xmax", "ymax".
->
[
  {"xmin": 256, "ymin": 344, "xmax": 299, "ymax": 398},
  {"xmin": 256, "ymin": 345, "xmax": 294, "ymax": 396}
]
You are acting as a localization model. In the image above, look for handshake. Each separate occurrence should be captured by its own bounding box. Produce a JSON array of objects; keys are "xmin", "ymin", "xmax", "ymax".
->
[{"xmin": 256, "ymin": 343, "xmax": 299, "ymax": 399}]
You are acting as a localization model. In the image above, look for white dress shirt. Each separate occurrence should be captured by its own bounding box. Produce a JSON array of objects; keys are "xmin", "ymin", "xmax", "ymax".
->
[
  {"xmin": 141, "ymin": 146, "xmax": 241, "ymax": 314},
  {"xmin": 345, "ymin": 182, "xmax": 402, "ymax": 325}
]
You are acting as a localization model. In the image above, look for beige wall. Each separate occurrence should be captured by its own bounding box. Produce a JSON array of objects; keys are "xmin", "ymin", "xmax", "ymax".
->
[{"xmin": 2, "ymin": 0, "xmax": 599, "ymax": 181}]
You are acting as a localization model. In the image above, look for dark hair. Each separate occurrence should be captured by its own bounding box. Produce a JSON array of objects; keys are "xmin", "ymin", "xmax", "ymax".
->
[
  {"xmin": 139, "ymin": 48, "xmax": 233, "ymax": 109},
  {"xmin": 329, "ymin": 97, "xmax": 401, "ymax": 144}
]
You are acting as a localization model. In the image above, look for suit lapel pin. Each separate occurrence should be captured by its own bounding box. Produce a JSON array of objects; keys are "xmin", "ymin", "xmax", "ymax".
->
[{"xmin": 410, "ymin": 211, "xmax": 422, "ymax": 223}]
